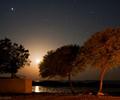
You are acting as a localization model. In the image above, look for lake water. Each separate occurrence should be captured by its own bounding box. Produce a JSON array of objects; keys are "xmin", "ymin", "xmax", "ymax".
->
[
  {"xmin": 32, "ymin": 81, "xmax": 120, "ymax": 95},
  {"xmin": 32, "ymin": 86, "xmax": 118, "ymax": 94},
  {"xmin": 32, "ymin": 86, "xmax": 75, "ymax": 93}
]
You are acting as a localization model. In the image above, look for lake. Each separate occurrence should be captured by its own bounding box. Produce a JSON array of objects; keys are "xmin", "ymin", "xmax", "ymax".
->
[{"xmin": 32, "ymin": 80, "xmax": 120, "ymax": 96}]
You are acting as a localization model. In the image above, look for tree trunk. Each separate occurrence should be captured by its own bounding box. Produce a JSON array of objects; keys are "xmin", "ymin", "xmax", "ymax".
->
[
  {"xmin": 97, "ymin": 66, "xmax": 108, "ymax": 95},
  {"xmin": 68, "ymin": 72, "xmax": 74, "ymax": 94},
  {"xmin": 68, "ymin": 72, "xmax": 72, "ymax": 87},
  {"xmin": 11, "ymin": 73, "xmax": 15, "ymax": 79}
]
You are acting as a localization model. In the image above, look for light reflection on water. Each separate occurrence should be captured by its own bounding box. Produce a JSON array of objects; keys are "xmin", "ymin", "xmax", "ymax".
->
[
  {"xmin": 32, "ymin": 86, "xmax": 120, "ymax": 94},
  {"xmin": 32, "ymin": 86, "xmax": 95, "ymax": 93},
  {"xmin": 33, "ymin": 86, "xmax": 51, "ymax": 93},
  {"xmin": 34, "ymin": 86, "xmax": 40, "ymax": 93},
  {"xmin": 32, "ymin": 86, "xmax": 73, "ymax": 93}
]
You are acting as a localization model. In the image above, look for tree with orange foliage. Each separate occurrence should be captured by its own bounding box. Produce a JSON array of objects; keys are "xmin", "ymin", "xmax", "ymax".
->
[{"xmin": 75, "ymin": 28, "xmax": 120, "ymax": 95}]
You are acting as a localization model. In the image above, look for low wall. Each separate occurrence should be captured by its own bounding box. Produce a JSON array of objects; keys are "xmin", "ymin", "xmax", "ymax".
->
[{"xmin": 0, "ymin": 79, "xmax": 32, "ymax": 93}]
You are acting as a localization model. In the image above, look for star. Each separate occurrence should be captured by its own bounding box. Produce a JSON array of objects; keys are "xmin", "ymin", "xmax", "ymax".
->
[{"xmin": 11, "ymin": 8, "xmax": 14, "ymax": 11}]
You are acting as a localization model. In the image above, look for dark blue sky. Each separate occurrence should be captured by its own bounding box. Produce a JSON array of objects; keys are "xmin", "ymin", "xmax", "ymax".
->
[{"xmin": 0, "ymin": 0, "xmax": 120, "ymax": 80}]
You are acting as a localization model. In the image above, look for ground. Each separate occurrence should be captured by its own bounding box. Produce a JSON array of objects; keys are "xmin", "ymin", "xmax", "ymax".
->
[{"xmin": 0, "ymin": 94, "xmax": 120, "ymax": 100}]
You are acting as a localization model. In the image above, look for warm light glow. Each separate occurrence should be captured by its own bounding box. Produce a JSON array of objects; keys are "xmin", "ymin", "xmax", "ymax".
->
[
  {"xmin": 35, "ymin": 58, "xmax": 40, "ymax": 64},
  {"xmin": 29, "ymin": 51, "xmax": 43, "ymax": 65}
]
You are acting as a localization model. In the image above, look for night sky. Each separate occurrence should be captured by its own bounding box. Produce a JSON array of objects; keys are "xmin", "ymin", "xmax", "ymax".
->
[{"xmin": 0, "ymin": 0, "xmax": 120, "ymax": 81}]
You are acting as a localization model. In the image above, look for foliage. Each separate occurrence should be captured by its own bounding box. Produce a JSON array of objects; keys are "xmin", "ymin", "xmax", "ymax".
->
[
  {"xmin": 39, "ymin": 45, "xmax": 84, "ymax": 79},
  {"xmin": 75, "ymin": 28, "xmax": 120, "ymax": 94},
  {"xmin": 40, "ymin": 50, "xmax": 55, "ymax": 78},
  {"xmin": 77, "ymin": 28, "xmax": 120, "ymax": 69},
  {"xmin": 0, "ymin": 38, "xmax": 30, "ymax": 78}
]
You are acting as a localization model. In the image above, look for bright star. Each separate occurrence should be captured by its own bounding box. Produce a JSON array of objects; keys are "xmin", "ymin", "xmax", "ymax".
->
[{"xmin": 11, "ymin": 8, "xmax": 14, "ymax": 11}]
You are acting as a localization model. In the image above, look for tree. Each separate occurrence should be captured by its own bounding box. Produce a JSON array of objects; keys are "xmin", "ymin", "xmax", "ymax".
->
[
  {"xmin": 0, "ymin": 38, "xmax": 30, "ymax": 78},
  {"xmin": 75, "ymin": 28, "xmax": 120, "ymax": 95},
  {"xmin": 39, "ymin": 45, "xmax": 84, "ymax": 91},
  {"xmin": 40, "ymin": 50, "xmax": 56, "ymax": 78}
]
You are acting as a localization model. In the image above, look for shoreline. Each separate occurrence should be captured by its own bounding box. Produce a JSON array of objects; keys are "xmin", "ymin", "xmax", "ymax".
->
[{"xmin": 0, "ymin": 93, "xmax": 120, "ymax": 100}]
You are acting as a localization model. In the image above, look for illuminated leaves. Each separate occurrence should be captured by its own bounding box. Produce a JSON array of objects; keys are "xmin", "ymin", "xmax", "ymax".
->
[{"xmin": 76, "ymin": 28, "xmax": 120, "ymax": 69}]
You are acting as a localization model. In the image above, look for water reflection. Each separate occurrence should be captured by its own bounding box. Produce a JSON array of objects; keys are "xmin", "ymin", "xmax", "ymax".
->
[
  {"xmin": 34, "ymin": 86, "xmax": 40, "ymax": 93},
  {"xmin": 32, "ymin": 86, "xmax": 74, "ymax": 93},
  {"xmin": 33, "ymin": 86, "xmax": 49, "ymax": 93},
  {"xmin": 32, "ymin": 86, "xmax": 120, "ymax": 96}
]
